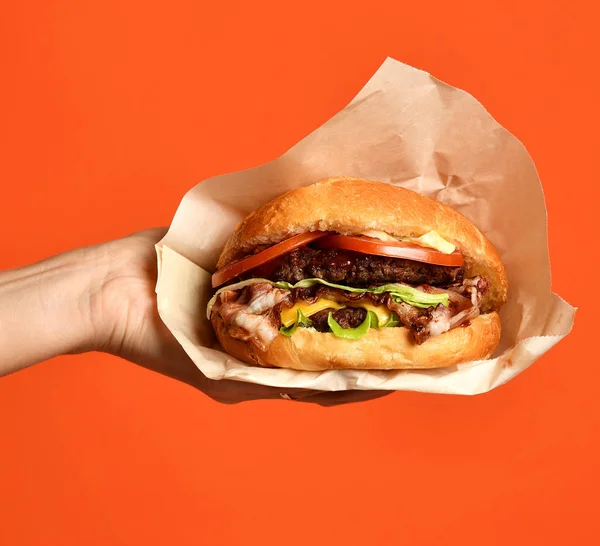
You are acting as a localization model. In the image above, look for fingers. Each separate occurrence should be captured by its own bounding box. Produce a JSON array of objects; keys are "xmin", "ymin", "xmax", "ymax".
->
[
  {"xmin": 196, "ymin": 377, "xmax": 392, "ymax": 406},
  {"xmin": 285, "ymin": 389, "xmax": 392, "ymax": 406},
  {"xmin": 134, "ymin": 340, "xmax": 391, "ymax": 406},
  {"xmin": 139, "ymin": 325, "xmax": 390, "ymax": 406},
  {"xmin": 193, "ymin": 378, "xmax": 317, "ymax": 405},
  {"xmin": 163, "ymin": 356, "xmax": 391, "ymax": 406}
]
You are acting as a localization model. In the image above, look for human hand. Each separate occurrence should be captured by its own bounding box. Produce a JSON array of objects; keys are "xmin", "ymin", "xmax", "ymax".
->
[{"xmin": 86, "ymin": 229, "xmax": 389, "ymax": 405}]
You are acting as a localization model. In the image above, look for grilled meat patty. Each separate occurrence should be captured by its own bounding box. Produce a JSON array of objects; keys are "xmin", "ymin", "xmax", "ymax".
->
[{"xmin": 252, "ymin": 248, "xmax": 464, "ymax": 287}]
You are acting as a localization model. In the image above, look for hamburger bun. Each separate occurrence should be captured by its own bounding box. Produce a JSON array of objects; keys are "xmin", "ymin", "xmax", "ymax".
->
[{"xmin": 212, "ymin": 178, "xmax": 507, "ymax": 370}]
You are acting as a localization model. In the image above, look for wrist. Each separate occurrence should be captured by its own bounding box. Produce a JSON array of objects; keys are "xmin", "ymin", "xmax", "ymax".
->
[{"xmin": 60, "ymin": 244, "xmax": 115, "ymax": 354}]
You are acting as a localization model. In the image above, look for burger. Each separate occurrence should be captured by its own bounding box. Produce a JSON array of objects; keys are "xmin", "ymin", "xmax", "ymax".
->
[{"xmin": 207, "ymin": 178, "xmax": 507, "ymax": 370}]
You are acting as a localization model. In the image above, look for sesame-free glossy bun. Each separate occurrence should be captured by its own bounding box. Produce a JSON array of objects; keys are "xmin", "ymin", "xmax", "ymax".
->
[
  {"xmin": 212, "ymin": 178, "xmax": 507, "ymax": 370},
  {"xmin": 217, "ymin": 178, "xmax": 507, "ymax": 311},
  {"xmin": 211, "ymin": 312, "xmax": 501, "ymax": 371}
]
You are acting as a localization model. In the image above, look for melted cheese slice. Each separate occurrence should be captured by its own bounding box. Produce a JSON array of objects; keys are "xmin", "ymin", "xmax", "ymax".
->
[{"xmin": 280, "ymin": 299, "xmax": 390, "ymax": 328}]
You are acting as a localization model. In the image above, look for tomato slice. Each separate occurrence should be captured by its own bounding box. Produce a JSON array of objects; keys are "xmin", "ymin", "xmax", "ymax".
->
[
  {"xmin": 314, "ymin": 235, "xmax": 464, "ymax": 267},
  {"xmin": 211, "ymin": 231, "xmax": 332, "ymax": 288}
]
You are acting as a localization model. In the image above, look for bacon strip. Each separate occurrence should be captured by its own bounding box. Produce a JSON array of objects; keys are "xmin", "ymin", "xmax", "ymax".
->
[
  {"xmin": 211, "ymin": 283, "xmax": 291, "ymax": 351},
  {"xmin": 211, "ymin": 277, "xmax": 489, "ymax": 349}
]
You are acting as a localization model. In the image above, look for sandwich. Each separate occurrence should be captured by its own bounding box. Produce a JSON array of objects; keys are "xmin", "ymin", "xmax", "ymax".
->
[{"xmin": 207, "ymin": 178, "xmax": 507, "ymax": 370}]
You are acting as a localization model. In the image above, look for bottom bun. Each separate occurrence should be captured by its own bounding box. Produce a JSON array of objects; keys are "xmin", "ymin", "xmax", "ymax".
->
[{"xmin": 212, "ymin": 312, "xmax": 501, "ymax": 371}]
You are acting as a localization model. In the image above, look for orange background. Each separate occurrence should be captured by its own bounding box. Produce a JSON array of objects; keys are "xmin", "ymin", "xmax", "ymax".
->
[{"xmin": 0, "ymin": 1, "xmax": 597, "ymax": 545}]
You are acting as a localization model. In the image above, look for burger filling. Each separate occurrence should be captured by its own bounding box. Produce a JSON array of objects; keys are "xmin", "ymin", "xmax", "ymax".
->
[{"xmin": 208, "ymin": 230, "xmax": 490, "ymax": 351}]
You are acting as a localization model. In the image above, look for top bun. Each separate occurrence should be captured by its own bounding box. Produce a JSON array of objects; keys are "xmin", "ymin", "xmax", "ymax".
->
[{"xmin": 217, "ymin": 178, "xmax": 507, "ymax": 311}]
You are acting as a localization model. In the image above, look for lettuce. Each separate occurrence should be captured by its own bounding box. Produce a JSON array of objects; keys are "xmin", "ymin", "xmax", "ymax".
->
[
  {"xmin": 274, "ymin": 278, "xmax": 449, "ymax": 308},
  {"xmin": 207, "ymin": 277, "xmax": 449, "ymax": 321},
  {"xmin": 327, "ymin": 311, "xmax": 378, "ymax": 340}
]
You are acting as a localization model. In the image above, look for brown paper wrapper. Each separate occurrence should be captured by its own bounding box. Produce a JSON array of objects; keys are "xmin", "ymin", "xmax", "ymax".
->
[{"xmin": 155, "ymin": 58, "xmax": 574, "ymax": 394}]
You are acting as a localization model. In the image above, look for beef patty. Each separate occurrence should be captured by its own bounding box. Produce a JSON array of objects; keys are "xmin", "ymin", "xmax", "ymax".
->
[{"xmin": 253, "ymin": 247, "xmax": 463, "ymax": 287}]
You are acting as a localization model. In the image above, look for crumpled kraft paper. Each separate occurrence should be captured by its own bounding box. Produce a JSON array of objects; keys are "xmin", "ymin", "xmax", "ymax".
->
[{"xmin": 155, "ymin": 57, "xmax": 575, "ymax": 394}]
